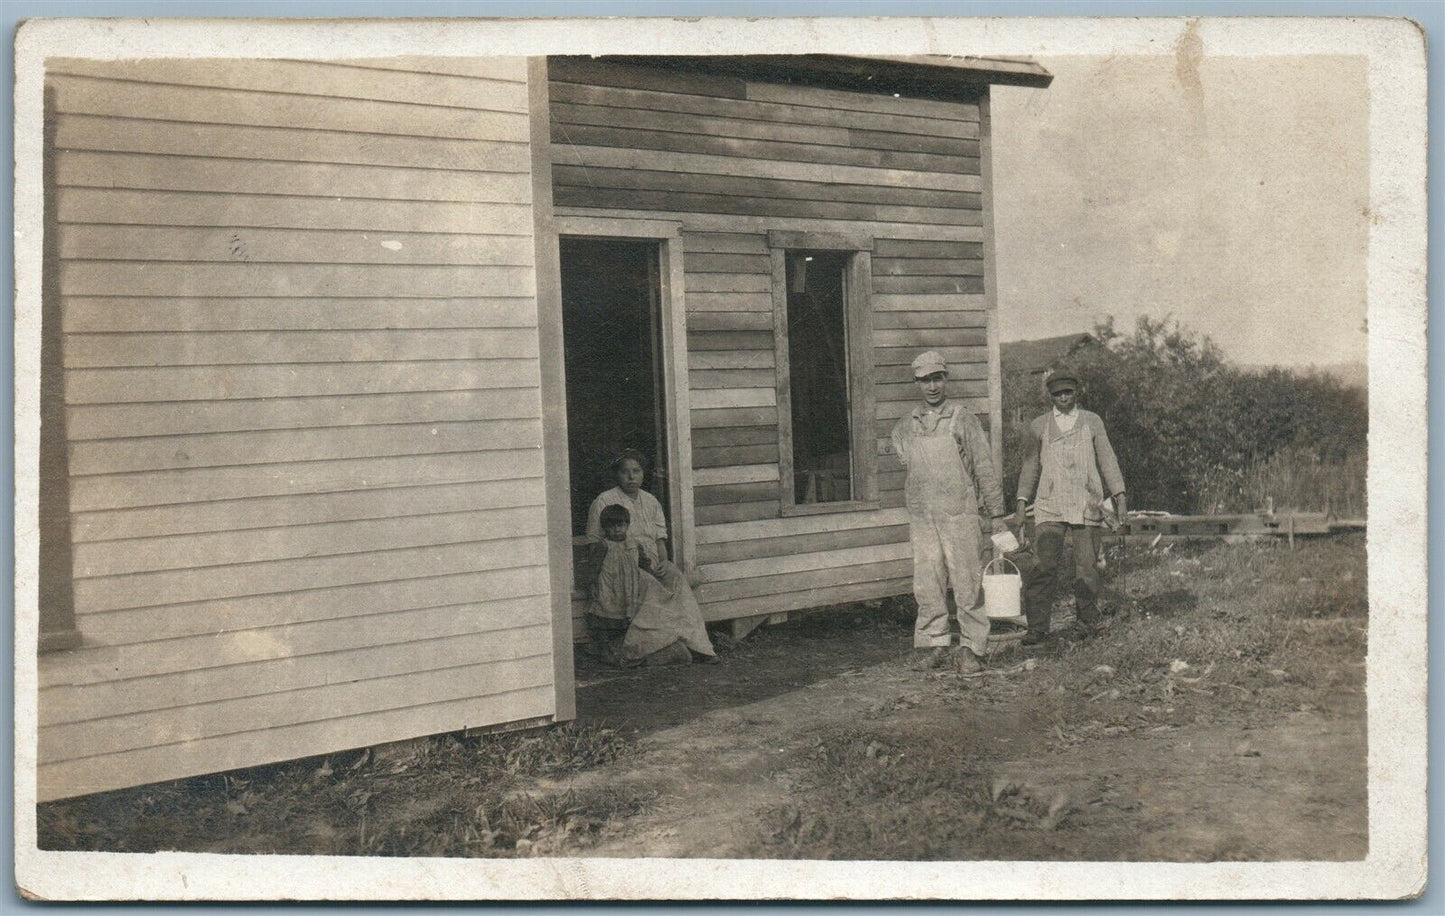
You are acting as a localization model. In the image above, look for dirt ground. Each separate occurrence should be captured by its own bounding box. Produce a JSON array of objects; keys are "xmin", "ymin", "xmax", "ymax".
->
[{"xmin": 39, "ymin": 536, "xmax": 1367, "ymax": 862}]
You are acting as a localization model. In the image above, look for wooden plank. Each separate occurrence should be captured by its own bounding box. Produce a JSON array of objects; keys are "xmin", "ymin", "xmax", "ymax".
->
[
  {"xmin": 332, "ymin": 57, "xmax": 530, "ymax": 81},
  {"xmin": 680, "ymin": 232, "xmax": 768, "ymax": 254},
  {"xmin": 877, "ymin": 469, "xmax": 907, "ymax": 493},
  {"xmin": 691, "ymin": 405, "xmax": 780, "ymax": 429},
  {"xmin": 72, "ymin": 477, "xmax": 547, "ymax": 542},
  {"xmin": 873, "ymin": 328, "xmax": 988, "ymax": 349},
  {"xmin": 693, "ymin": 480, "xmax": 778, "ymax": 507},
  {"xmin": 874, "ymin": 345, "xmax": 988, "ymax": 366},
  {"xmin": 695, "ymin": 505, "xmax": 909, "ymax": 544},
  {"xmin": 682, "ymin": 252, "xmax": 773, "ymax": 274},
  {"xmin": 692, "ymin": 464, "xmax": 779, "ymax": 487},
  {"xmin": 50, "ymin": 59, "xmax": 531, "ymax": 112},
  {"xmin": 550, "ymin": 122, "xmax": 981, "ymax": 176},
  {"xmin": 548, "ymin": 57, "xmax": 748, "ymax": 99},
  {"xmin": 686, "ymin": 350, "xmax": 775, "ymax": 370},
  {"xmin": 872, "ymin": 310, "xmax": 990, "ymax": 330},
  {"xmin": 551, "ymin": 145, "xmax": 983, "ymax": 193},
  {"xmin": 743, "ymin": 80, "xmax": 980, "ymax": 123},
  {"xmin": 49, "ymin": 74, "xmax": 531, "ymax": 142},
  {"xmin": 68, "ymin": 448, "xmax": 544, "ymax": 512},
  {"xmin": 767, "ymin": 229, "xmax": 873, "ymax": 252},
  {"xmin": 980, "ymin": 88, "xmax": 1005, "ymax": 487},
  {"xmin": 65, "ymin": 359, "xmax": 540, "ymax": 405},
  {"xmin": 682, "ymin": 273, "xmax": 771, "ymax": 294},
  {"xmin": 552, "ymin": 100, "xmax": 854, "ymax": 146},
  {"xmin": 876, "ymin": 360, "xmax": 989, "ymax": 384},
  {"xmin": 872, "ymin": 293, "xmax": 990, "ymax": 312},
  {"xmin": 59, "ymin": 188, "xmax": 537, "ymax": 235},
  {"xmin": 63, "ymin": 296, "xmax": 538, "ymax": 334},
  {"xmin": 555, "ymin": 187, "xmax": 983, "ymax": 228},
  {"xmin": 39, "ymin": 685, "xmax": 554, "ymax": 802},
  {"xmin": 42, "ymin": 617, "xmax": 551, "ymax": 721},
  {"xmin": 686, "ymin": 330, "xmax": 773, "ymax": 351},
  {"xmin": 684, "ymin": 292, "xmax": 773, "ymax": 312},
  {"xmin": 873, "ymin": 275, "xmax": 986, "ymax": 295},
  {"xmin": 68, "ymin": 418, "xmax": 543, "ymax": 475},
  {"xmin": 700, "ymin": 577, "xmax": 912, "ymax": 622},
  {"xmin": 63, "ymin": 328, "xmax": 540, "ymax": 368},
  {"xmin": 873, "ymin": 239, "xmax": 984, "ymax": 259},
  {"xmin": 874, "ymin": 397, "xmax": 990, "ymax": 423},
  {"xmin": 59, "ymin": 225, "xmax": 536, "ymax": 267},
  {"xmin": 41, "ymin": 654, "xmax": 553, "ymax": 764},
  {"xmin": 694, "ymin": 501, "xmax": 778, "ymax": 526},
  {"xmin": 877, "ymin": 379, "xmax": 990, "ymax": 401},
  {"xmin": 552, "ymin": 77, "xmax": 959, "ymax": 135},
  {"xmin": 57, "ymin": 150, "xmax": 535, "ymax": 204},
  {"xmin": 696, "ymin": 523, "xmax": 909, "ymax": 565},
  {"xmin": 73, "ymin": 504, "xmax": 547, "ymax": 578},
  {"xmin": 873, "ymin": 257, "xmax": 985, "ymax": 277},
  {"xmin": 56, "ymin": 115, "xmax": 532, "ymax": 174},
  {"xmin": 553, "ymin": 164, "xmax": 982, "ymax": 210},
  {"xmin": 695, "ymin": 558, "xmax": 911, "ymax": 603},
  {"xmin": 684, "ymin": 311, "xmax": 773, "ymax": 332},
  {"xmin": 849, "ymin": 128, "xmax": 981, "ymax": 158},
  {"xmin": 770, "ymin": 248, "xmax": 794, "ymax": 512},
  {"xmin": 687, "ymin": 368, "xmax": 774, "ymax": 390},
  {"xmin": 690, "ymin": 425, "xmax": 775, "ymax": 448},
  {"xmin": 72, "ymin": 564, "xmax": 550, "ymax": 646},
  {"xmin": 688, "ymin": 387, "xmax": 775, "ymax": 410},
  {"xmin": 847, "ymin": 250, "xmax": 878, "ymax": 502},
  {"xmin": 555, "ymin": 205, "xmax": 986, "ymax": 243},
  {"xmin": 52, "ymin": 71, "xmax": 537, "ymax": 140},
  {"xmin": 691, "ymin": 443, "xmax": 779, "ymax": 468},
  {"xmin": 71, "ymin": 534, "xmax": 549, "ymax": 615},
  {"xmin": 60, "ymin": 262, "xmax": 537, "ymax": 300}
]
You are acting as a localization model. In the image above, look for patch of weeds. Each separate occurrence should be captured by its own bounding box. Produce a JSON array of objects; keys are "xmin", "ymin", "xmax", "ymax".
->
[{"xmin": 464, "ymin": 722, "xmax": 634, "ymax": 777}]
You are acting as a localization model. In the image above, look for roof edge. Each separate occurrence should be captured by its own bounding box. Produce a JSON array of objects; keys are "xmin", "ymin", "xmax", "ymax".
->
[{"xmin": 586, "ymin": 53, "xmax": 1053, "ymax": 99}]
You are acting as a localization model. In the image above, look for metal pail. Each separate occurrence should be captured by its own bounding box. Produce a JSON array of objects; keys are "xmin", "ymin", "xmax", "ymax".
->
[{"xmin": 982, "ymin": 556, "xmax": 1023, "ymax": 619}]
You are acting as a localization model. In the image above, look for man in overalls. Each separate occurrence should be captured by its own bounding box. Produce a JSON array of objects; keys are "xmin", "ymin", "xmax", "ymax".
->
[
  {"xmin": 891, "ymin": 350, "xmax": 1009, "ymax": 675},
  {"xmin": 1015, "ymin": 367, "xmax": 1127, "ymax": 644}
]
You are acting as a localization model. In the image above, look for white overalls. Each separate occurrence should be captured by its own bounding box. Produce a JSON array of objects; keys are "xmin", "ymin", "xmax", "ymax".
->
[{"xmin": 896, "ymin": 407, "xmax": 993, "ymax": 652}]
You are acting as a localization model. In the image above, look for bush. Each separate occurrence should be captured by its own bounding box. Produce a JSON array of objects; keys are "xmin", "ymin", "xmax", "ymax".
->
[{"xmin": 1002, "ymin": 316, "xmax": 1367, "ymax": 515}]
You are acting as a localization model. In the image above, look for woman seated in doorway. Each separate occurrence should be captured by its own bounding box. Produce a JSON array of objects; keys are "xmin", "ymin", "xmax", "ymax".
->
[{"xmin": 581, "ymin": 449, "xmax": 717, "ymax": 667}]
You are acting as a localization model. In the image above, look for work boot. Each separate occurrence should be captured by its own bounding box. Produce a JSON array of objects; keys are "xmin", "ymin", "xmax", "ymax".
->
[
  {"xmin": 910, "ymin": 647, "xmax": 950, "ymax": 671},
  {"xmin": 1021, "ymin": 630, "xmax": 1051, "ymax": 648},
  {"xmin": 953, "ymin": 649, "xmax": 986, "ymax": 678}
]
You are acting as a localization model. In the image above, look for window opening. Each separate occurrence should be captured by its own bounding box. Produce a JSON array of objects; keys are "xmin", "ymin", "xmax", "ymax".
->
[{"xmin": 784, "ymin": 250, "xmax": 854, "ymax": 504}]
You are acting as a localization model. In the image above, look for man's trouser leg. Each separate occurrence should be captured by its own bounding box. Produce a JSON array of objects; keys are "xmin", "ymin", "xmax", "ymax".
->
[
  {"xmin": 938, "ymin": 512, "xmax": 987, "ymax": 655},
  {"xmin": 1071, "ymin": 525, "xmax": 1102, "ymax": 626},
  {"xmin": 1025, "ymin": 522, "xmax": 1066, "ymax": 636},
  {"xmin": 910, "ymin": 512, "xmax": 952, "ymax": 648}
]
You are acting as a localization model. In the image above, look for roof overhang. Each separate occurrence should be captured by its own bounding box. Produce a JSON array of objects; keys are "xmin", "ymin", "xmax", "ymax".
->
[{"xmin": 575, "ymin": 54, "xmax": 1053, "ymax": 99}]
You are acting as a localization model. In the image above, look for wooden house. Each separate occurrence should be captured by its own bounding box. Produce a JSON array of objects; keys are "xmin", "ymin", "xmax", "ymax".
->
[{"xmin": 35, "ymin": 53, "xmax": 1050, "ymax": 801}]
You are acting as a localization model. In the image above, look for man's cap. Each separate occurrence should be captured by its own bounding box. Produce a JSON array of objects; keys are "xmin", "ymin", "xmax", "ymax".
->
[
  {"xmin": 1044, "ymin": 366, "xmax": 1080, "ymax": 393},
  {"xmin": 911, "ymin": 350, "xmax": 949, "ymax": 379}
]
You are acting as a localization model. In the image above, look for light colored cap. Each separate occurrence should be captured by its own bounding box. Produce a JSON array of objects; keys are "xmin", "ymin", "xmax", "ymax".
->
[{"xmin": 911, "ymin": 350, "xmax": 949, "ymax": 379}]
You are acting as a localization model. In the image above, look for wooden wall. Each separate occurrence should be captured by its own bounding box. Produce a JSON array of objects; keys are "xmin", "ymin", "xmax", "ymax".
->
[
  {"xmin": 548, "ymin": 59, "xmax": 995, "ymax": 624},
  {"xmin": 39, "ymin": 57, "xmax": 558, "ymax": 801}
]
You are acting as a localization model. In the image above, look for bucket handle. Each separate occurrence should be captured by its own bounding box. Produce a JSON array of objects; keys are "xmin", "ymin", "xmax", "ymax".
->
[{"xmin": 984, "ymin": 556, "xmax": 1020, "ymax": 577}]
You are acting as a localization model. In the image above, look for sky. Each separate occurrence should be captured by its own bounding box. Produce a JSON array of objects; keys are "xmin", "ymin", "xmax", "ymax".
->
[{"xmin": 989, "ymin": 54, "xmax": 1369, "ymax": 369}]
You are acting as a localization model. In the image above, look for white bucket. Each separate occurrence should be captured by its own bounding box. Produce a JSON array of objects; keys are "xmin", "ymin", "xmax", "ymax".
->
[{"xmin": 982, "ymin": 556, "xmax": 1023, "ymax": 619}]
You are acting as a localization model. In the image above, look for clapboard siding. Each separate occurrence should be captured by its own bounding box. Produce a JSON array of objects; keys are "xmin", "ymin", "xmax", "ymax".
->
[
  {"xmin": 40, "ymin": 57, "xmax": 553, "ymax": 802},
  {"xmin": 548, "ymin": 61, "xmax": 996, "ymax": 629}
]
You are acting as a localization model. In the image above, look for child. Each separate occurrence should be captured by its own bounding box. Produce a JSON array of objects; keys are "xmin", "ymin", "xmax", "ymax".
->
[{"xmin": 583, "ymin": 502, "xmax": 716, "ymax": 667}]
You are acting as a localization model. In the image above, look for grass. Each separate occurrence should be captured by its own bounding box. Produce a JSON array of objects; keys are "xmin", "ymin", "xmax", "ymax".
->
[
  {"xmin": 38, "ymin": 721, "xmax": 649, "ymax": 857},
  {"xmin": 746, "ymin": 535, "xmax": 1367, "ymax": 859},
  {"xmin": 1194, "ymin": 448, "xmax": 1366, "ymax": 516}
]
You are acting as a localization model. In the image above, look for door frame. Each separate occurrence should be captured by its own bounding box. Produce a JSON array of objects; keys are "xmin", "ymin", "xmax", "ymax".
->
[{"xmin": 554, "ymin": 215, "xmax": 697, "ymax": 573}]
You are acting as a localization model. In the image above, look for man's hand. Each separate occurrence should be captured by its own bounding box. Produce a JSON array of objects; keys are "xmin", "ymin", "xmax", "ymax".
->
[
  {"xmin": 1114, "ymin": 493, "xmax": 1128, "ymax": 530},
  {"xmin": 1014, "ymin": 499, "xmax": 1028, "ymax": 534},
  {"xmin": 989, "ymin": 516, "xmax": 1009, "ymax": 535}
]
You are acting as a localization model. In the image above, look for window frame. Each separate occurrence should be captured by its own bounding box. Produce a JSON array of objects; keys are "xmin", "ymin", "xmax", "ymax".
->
[{"xmin": 767, "ymin": 230, "xmax": 878, "ymax": 517}]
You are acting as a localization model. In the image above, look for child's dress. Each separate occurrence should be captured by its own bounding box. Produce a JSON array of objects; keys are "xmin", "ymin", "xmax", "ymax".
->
[{"xmin": 589, "ymin": 536, "xmax": 715, "ymax": 666}]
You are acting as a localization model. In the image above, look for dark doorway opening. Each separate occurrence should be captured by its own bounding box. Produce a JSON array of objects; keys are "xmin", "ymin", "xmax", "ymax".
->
[{"xmin": 559, "ymin": 238, "xmax": 669, "ymax": 539}]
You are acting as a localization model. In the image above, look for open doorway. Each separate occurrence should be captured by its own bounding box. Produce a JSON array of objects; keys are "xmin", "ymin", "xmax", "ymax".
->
[{"xmin": 559, "ymin": 237, "xmax": 670, "ymax": 544}]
